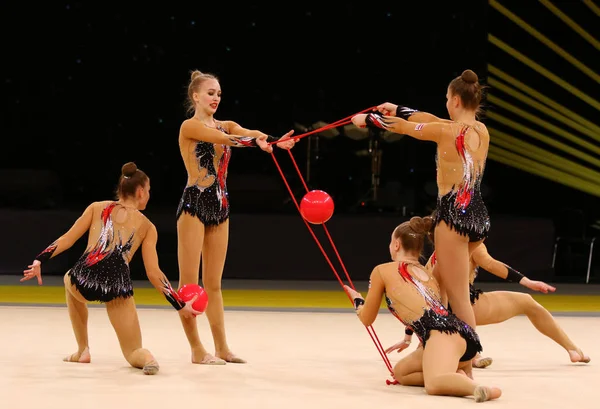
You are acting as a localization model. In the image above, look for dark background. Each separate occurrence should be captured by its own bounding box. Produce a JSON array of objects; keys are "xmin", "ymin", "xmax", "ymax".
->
[{"xmin": 1, "ymin": 1, "xmax": 598, "ymax": 282}]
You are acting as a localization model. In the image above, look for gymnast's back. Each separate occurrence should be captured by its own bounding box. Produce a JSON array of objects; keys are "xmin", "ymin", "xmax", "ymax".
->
[{"xmin": 376, "ymin": 261, "xmax": 445, "ymax": 324}]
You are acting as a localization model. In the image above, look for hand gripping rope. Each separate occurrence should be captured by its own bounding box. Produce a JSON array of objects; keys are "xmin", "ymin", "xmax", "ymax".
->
[{"xmin": 267, "ymin": 106, "xmax": 398, "ymax": 385}]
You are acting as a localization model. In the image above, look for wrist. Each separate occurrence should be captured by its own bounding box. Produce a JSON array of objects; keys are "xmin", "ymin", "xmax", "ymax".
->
[
  {"xmin": 161, "ymin": 278, "xmax": 185, "ymax": 311},
  {"xmin": 364, "ymin": 113, "xmax": 386, "ymax": 129},
  {"xmin": 35, "ymin": 241, "xmax": 58, "ymax": 264},
  {"xmin": 506, "ymin": 265, "xmax": 525, "ymax": 283},
  {"xmin": 395, "ymin": 105, "xmax": 419, "ymax": 120},
  {"xmin": 353, "ymin": 297, "xmax": 365, "ymax": 310}
]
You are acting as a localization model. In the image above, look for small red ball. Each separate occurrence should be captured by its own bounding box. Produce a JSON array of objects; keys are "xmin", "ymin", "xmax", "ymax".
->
[
  {"xmin": 178, "ymin": 284, "xmax": 208, "ymax": 313},
  {"xmin": 300, "ymin": 190, "xmax": 334, "ymax": 224}
]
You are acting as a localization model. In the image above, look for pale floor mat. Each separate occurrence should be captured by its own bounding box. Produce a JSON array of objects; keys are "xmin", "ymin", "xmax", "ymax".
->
[{"xmin": 0, "ymin": 306, "xmax": 598, "ymax": 409}]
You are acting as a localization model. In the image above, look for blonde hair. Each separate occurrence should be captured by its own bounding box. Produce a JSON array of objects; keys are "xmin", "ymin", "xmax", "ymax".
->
[{"xmin": 185, "ymin": 70, "xmax": 219, "ymax": 115}]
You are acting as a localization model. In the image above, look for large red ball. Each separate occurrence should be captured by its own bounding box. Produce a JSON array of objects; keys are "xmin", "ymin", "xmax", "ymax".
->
[
  {"xmin": 178, "ymin": 284, "xmax": 208, "ymax": 313},
  {"xmin": 300, "ymin": 190, "xmax": 334, "ymax": 224}
]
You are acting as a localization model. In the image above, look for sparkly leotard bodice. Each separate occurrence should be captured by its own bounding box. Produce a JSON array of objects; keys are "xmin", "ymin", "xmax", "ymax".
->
[
  {"xmin": 381, "ymin": 260, "xmax": 481, "ymax": 361},
  {"xmin": 177, "ymin": 123, "xmax": 232, "ymax": 226},
  {"xmin": 69, "ymin": 201, "xmax": 147, "ymax": 302},
  {"xmin": 434, "ymin": 124, "xmax": 490, "ymax": 242},
  {"xmin": 380, "ymin": 261, "xmax": 448, "ymax": 329}
]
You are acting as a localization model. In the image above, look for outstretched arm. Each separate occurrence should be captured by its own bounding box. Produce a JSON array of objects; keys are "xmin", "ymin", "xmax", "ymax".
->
[
  {"xmin": 181, "ymin": 119, "xmax": 269, "ymax": 148},
  {"xmin": 344, "ymin": 267, "xmax": 385, "ymax": 327},
  {"xmin": 471, "ymin": 244, "xmax": 556, "ymax": 293},
  {"xmin": 376, "ymin": 102, "xmax": 452, "ymax": 124},
  {"xmin": 352, "ymin": 112, "xmax": 446, "ymax": 143},
  {"xmin": 225, "ymin": 121, "xmax": 296, "ymax": 150},
  {"xmin": 141, "ymin": 223, "xmax": 202, "ymax": 317},
  {"xmin": 22, "ymin": 203, "xmax": 95, "ymax": 285}
]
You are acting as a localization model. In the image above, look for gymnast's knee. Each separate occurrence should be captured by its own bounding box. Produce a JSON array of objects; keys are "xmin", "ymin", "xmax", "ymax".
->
[
  {"xmin": 518, "ymin": 293, "xmax": 542, "ymax": 314},
  {"xmin": 424, "ymin": 379, "xmax": 446, "ymax": 396}
]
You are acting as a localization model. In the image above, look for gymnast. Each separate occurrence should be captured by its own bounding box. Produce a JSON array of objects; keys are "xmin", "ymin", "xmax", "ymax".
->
[
  {"xmin": 352, "ymin": 69, "xmax": 490, "ymax": 341},
  {"xmin": 344, "ymin": 216, "xmax": 501, "ymax": 403},
  {"xmin": 21, "ymin": 162, "xmax": 201, "ymax": 375},
  {"xmin": 175, "ymin": 70, "xmax": 296, "ymax": 364},
  {"xmin": 387, "ymin": 230, "xmax": 591, "ymax": 367}
]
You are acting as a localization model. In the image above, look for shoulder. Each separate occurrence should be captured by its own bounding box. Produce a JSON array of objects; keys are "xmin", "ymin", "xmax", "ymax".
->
[
  {"xmin": 219, "ymin": 120, "xmax": 238, "ymax": 132},
  {"xmin": 373, "ymin": 261, "xmax": 397, "ymax": 273},
  {"xmin": 146, "ymin": 220, "xmax": 157, "ymax": 235},
  {"xmin": 472, "ymin": 121, "xmax": 489, "ymax": 137},
  {"xmin": 180, "ymin": 118, "xmax": 199, "ymax": 132},
  {"xmin": 136, "ymin": 210, "xmax": 151, "ymax": 224},
  {"xmin": 89, "ymin": 200, "xmax": 113, "ymax": 211},
  {"xmin": 140, "ymin": 219, "xmax": 157, "ymax": 243}
]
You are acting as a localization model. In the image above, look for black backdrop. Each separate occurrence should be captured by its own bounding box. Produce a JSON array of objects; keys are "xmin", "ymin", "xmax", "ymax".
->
[{"xmin": 1, "ymin": 1, "xmax": 598, "ymax": 282}]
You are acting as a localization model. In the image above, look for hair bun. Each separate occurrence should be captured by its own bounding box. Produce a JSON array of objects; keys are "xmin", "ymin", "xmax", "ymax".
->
[
  {"xmin": 408, "ymin": 216, "xmax": 434, "ymax": 235},
  {"xmin": 121, "ymin": 162, "xmax": 138, "ymax": 177},
  {"xmin": 461, "ymin": 69, "xmax": 478, "ymax": 84},
  {"xmin": 191, "ymin": 70, "xmax": 203, "ymax": 81}
]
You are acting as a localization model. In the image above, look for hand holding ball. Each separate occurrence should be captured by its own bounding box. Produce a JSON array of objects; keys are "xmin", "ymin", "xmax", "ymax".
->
[{"xmin": 178, "ymin": 284, "xmax": 208, "ymax": 314}]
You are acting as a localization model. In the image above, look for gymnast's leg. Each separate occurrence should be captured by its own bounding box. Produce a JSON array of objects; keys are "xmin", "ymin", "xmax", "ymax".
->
[
  {"xmin": 177, "ymin": 212, "xmax": 224, "ymax": 364},
  {"xmin": 63, "ymin": 272, "xmax": 91, "ymax": 363},
  {"xmin": 422, "ymin": 331, "xmax": 501, "ymax": 402},
  {"xmin": 475, "ymin": 291, "xmax": 590, "ymax": 363},
  {"xmin": 433, "ymin": 222, "xmax": 476, "ymax": 330},
  {"xmin": 393, "ymin": 346, "xmax": 425, "ymax": 386},
  {"xmin": 202, "ymin": 219, "xmax": 245, "ymax": 363},
  {"xmin": 106, "ymin": 297, "xmax": 158, "ymax": 374}
]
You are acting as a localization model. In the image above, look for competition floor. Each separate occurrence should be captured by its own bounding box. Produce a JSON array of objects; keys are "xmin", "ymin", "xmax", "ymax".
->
[{"xmin": 1, "ymin": 275, "xmax": 599, "ymax": 409}]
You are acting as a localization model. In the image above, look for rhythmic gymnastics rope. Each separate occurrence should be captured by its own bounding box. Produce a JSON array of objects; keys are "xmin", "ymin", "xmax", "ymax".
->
[{"xmin": 267, "ymin": 106, "xmax": 398, "ymax": 385}]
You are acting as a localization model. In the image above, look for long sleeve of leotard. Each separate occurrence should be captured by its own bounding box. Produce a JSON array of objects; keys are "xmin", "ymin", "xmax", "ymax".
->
[
  {"xmin": 34, "ymin": 203, "xmax": 95, "ymax": 264},
  {"xmin": 140, "ymin": 223, "xmax": 187, "ymax": 311}
]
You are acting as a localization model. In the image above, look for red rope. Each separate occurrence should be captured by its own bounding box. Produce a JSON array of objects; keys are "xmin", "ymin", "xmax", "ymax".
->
[
  {"xmin": 269, "ymin": 107, "xmax": 397, "ymax": 384},
  {"xmin": 266, "ymin": 106, "xmax": 377, "ymax": 145}
]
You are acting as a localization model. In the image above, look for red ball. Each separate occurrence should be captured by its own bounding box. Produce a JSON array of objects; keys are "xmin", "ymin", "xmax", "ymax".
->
[
  {"xmin": 178, "ymin": 284, "xmax": 208, "ymax": 313},
  {"xmin": 300, "ymin": 190, "xmax": 334, "ymax": 224}
]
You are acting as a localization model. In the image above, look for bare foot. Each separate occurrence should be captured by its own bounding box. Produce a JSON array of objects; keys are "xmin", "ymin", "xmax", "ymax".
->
[
  {"xmin": 568, "ymin": 349, "xmax": 591, "ymax": 363},
  {"xmin": 63, "ymin": 346, "xmax": 90, "ymax": 363},
  {"xmin": 474, "ymin": 386, "xmax": 502, "ymax": 403},
  {"xmin": 143, "ymin": 360, "xmax": 160, "ymax": 375},
  {"xmin": 473, "ymin": 356, "xmax": 493, "ymax": 369},
  {"xmin": 216, "ymin": 351, "xmax": 247, "ymax": 364}
]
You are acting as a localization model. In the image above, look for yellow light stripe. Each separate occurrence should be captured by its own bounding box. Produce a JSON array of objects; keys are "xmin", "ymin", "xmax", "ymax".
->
[
  {"xmin": 488, "ymin": 94, "xmax": 600, "ymax": 154},
  {"xmin": 488, "ymin": 76, "xmax": 600, "ymax": 141},
  {"xmin": 488, "ymin": 64, "xmax": 600, "ymax": 133},
  {"xmin": 1, "ymin": 285, "xmax": 600, "ymax": 312},
  {"xmin": 583, "ymin": 0, "xmax": 600, "ymax": 17},
  {"xmin": 489, "ymin": 127, "xmax": 600, "ymax": 184},
  {"xmin": 539, "ymin": 0, "xmax": 600, "ymax": 51},
  {"xmin": 490, "ymin": 0, "xmax": 600, "ymax": 83},
  {"xmin": 487, "ymin": 111, "xmax": 600, "ymax": 168},
  {"xmin": 488, "ymin": 146, "xmax": 600, "ymax": 197},
  {"xmin": 488, "ymin": 34, "xmax": 600, "ymax": 111}
]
